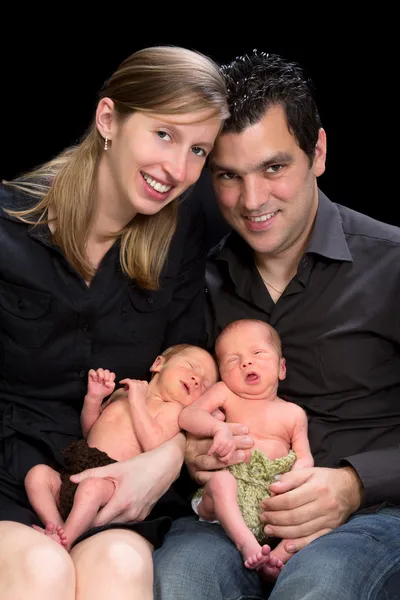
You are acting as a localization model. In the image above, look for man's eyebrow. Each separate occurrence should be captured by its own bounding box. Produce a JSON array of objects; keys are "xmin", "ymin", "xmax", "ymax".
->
[{"xmin": 209, "ymin": 152, "xmax": 293, "ymax": 174}]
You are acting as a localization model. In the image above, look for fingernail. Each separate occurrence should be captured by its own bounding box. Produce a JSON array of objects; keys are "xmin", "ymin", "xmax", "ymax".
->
[
  {"xmin": 286, "ymin": 544, "xmax": 296, "ymax": 552},
  {"xmin": 264, "ymin": 526, "xmax": 273, "ymax": 535},
  {"xmin": 243, "ymin": 436, "xmax": 253, "ymax": 446},
  {"xmin": 274, "ymin": 474, "xmax": 281, "ymax": 481},
  {"xmin": 238, "ymin": 426, "xmax": 248, "ymax": 434},
  {"xmin": 234, "ymin": 451, "xmax": 245, "ymax": 461}
]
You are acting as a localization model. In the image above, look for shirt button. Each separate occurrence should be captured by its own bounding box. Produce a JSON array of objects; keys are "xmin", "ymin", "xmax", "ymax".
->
[
  {"xmin": 79, "ymin": 370, "xmax": 86, "ymax": 378},
  {"xmin": 147, "ymin": 297, "xmax": 154, "ymax": 304},
  {"xmin": 82, "ymin": 324, "xmax": 89, "ymax": 332}
]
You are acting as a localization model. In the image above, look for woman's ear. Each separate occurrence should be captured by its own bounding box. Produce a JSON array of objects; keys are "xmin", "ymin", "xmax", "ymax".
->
[{"xmin": 95, "ymin": 97, "xmax": 116, "ymax": 141}]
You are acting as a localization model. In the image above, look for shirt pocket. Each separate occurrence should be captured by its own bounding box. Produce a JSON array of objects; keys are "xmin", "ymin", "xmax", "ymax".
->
[
  {"xmin": 122, "ymin": 283, "xmax": 174, "ymax": 347},
  {"xmin": 0, "ymin": 279, "xmax": 53, "ymax": 349}
]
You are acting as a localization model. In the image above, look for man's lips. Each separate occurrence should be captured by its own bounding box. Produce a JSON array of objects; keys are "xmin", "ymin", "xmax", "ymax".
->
[{"xmin": 244, "ymin": 210, "xmax": 279, "ymax": 231}]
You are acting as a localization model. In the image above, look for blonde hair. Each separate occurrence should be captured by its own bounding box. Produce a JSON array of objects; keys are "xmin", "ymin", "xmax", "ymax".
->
[
  {"xmin": 150, "ymin": 343, "xmax": 218, "ymax": 379},
  {"xmin": 4, "ymin": 46, "xmax": 229, "ymax": 288}
]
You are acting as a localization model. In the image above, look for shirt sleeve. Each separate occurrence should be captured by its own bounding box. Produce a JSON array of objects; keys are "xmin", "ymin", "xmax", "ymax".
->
[{"xmin": 340, "ymin": 445, "xmax": 400, "ymax": 507}]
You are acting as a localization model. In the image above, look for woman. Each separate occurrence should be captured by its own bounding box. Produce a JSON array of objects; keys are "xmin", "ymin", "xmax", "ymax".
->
[{"xmin": 0, "ymin": 45, "xmax": 228, "ymax": 599}]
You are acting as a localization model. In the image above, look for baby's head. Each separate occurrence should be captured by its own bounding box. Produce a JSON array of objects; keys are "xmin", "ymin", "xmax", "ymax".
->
[
  {"xmin": 150, "ymin": 344, "xmax": 218, "ymax": 406},
  {"xmin": 215, "ymin": 319, "xmax": 286, "ymax": 397}
]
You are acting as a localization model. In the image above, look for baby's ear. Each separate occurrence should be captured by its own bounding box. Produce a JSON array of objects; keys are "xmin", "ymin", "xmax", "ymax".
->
[
  {"xmin": 150, "ymin": 355, "xmax": 165, "ymax": 373},
  {"xmin": 279, "ymin": 357, "xmax": 287, "ymax": 381}
]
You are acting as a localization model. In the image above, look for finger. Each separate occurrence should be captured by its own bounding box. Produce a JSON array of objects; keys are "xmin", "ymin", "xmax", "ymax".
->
[
  {"xmin": 267, "ymin": 469, "xmax": 313, "ymax": 495},
  {"xmin": 263, "ymin": 515, "xmax": 331, "ymax": 540},
  {"xmin": 193, "ymin": 453, "xmax": 228, "ymax": 472},
  {"xmin": 119, "ymin": 378, "xmax": 130, "ymax": 385},
  {"xmin": 93, "ymin": 504, "xmax": 125, "ymax": 527},
  {"xmin": 231, "ymin": 435, "xmax": 253, "ymax": 450},
  {"xmin": 227, "ymin": 422, "xmax": 249, "ymax": 435},
  {"xmin": 283, "ymin": 529, "xmax": 332, "ymax": 554},
  {"xmin": 261, "ymin": 480, "xmax": 315, "ymax": 511},
  {"xmin": 88, "ymin": 369, "xmax": 96, "ymax": 379},
  {"xmin": 70, "ymin": 466, "xmax": 113, "ymax": 484},
  {"xmin": 270, "ymin": 539, "xmax": 292, "ymax": 566},
  {"xmin": 261, "ymin": 499, "xmax": 320, "ymax": 527},
  {"xmin": 212, "ymin": 409, "xmax": 226, "ymax": 421},
  {"xmin": 110, "ymin": 372, "xmax": 116, "ymax": 382}
]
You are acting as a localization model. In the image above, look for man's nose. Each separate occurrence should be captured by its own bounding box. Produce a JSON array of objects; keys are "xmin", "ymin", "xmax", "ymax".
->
[{"xmin": 242, "ymin": 177, "xmax": 270, "ymax": 212}]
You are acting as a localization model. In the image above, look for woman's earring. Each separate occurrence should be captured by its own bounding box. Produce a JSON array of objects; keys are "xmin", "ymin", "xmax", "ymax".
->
[{"xmin": 104, "ymin": 136, "xmax": 108, "ymax": 151}]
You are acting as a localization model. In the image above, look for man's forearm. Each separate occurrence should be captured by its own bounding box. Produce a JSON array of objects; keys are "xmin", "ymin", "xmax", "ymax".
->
[{"xmin": 341, "ymin": 444, "xmax": 400, "ymax": 508}]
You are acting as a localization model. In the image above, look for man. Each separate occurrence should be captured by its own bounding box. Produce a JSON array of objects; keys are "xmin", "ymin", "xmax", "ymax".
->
[{"xmin": 153, "ymin": 50, "xmax": 400, "ymax": 599}]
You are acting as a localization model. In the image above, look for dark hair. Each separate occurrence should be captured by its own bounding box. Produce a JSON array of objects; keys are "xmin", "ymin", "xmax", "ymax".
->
[{"xmin": 220, "ymin": 50, "xmax": 322, "ymax": 165}]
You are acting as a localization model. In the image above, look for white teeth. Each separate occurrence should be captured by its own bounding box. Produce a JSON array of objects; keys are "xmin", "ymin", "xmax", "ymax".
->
[
  {"xmin": 142, "ymin": 172, "xmax": 172, "ymax": 193},
  {"xmin": 248, "ymin": 212, "xmax": 276, "ymax": 222}
]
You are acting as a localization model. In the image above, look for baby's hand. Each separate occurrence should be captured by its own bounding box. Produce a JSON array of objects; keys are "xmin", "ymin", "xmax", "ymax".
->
[
  {"xmin": 208, "ymin": 427, "xmax": 235, "ymax": 463},
  {"xmin": 120, "ymin": 378, "xmax": 149, "ymax": 400},
  {"xmin": 87, "ymin": 369, "xmax": 116, "ymax": 400}
]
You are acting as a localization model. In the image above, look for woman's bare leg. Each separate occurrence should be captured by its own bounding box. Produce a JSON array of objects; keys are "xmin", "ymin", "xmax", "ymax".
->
[
  {"xmin": 0, "ymin": 521, "xmax": 75, "ymax": 600},
  {"xmin": 71, "ymin": 528, "xmax": 153, "ymax": 600}
]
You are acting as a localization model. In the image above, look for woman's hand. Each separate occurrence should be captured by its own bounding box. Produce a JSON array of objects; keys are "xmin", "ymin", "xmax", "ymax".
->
[{"xmin": 70, "ymin": 434, "xmax": 185, "ymax": 526}]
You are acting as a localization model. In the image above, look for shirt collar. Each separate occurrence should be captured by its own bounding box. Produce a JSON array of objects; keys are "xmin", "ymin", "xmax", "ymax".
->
[
  {"xmin": 306, "ymin": 190, "xmax": 352, "ymax": 261},
  {"xmin": 215, "ymin": 189, "xmax": 353, "ymax": 270}
]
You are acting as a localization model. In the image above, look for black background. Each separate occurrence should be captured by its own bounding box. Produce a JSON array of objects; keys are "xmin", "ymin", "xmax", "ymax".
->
[{"xmin": 1, "ymin": 22, "xmax": 396, "ymax": 234}]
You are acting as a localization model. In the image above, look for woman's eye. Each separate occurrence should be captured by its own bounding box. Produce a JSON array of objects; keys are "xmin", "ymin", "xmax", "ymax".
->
[
  {"xmin": 157, "ymin": 131, "xmax": 172, "ymax": 141},
  {"xmin": 191, "ymin": 146, "xmax": 206, "ymax": 157}
]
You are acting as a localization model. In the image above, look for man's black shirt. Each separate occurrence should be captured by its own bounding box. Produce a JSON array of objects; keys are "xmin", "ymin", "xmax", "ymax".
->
[{"xmin": 206, "ymin": 191, "xmax": 400, "ymax": 510}]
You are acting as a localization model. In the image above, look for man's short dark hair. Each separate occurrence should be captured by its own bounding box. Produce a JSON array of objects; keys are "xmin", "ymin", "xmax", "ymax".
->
[{"xmin": 220, "ymin": 50, "xmax": 322, "ymax": 166}]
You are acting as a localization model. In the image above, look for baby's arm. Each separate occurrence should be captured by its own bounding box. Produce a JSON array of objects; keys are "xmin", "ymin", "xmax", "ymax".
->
[
  {"xmin": 179, "ymin": 382, "xmax": 235, "ymax": 462},
  {"xmin": 290, "ymin": 407, "xmax": 314, "ymax": 470},
  {"xmin": 122, "ymin": 379, "xmax": 181, "ymax": 451},
  {"xmin": 81, "ymin": 369, "xmax": 116, "ymax": 437}
]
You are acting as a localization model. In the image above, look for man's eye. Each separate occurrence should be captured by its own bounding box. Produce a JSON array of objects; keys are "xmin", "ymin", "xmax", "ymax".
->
[
  {"xmin": 219, "ymin": 173, "xmax": 237, "ymax": 180},
  {"xmin": 157, "ymin": 131, "xmax": 172, "ymax": 141},
  {"xmin": 266, "ymin": 164, "xmax": 283, "ymax": 174}
]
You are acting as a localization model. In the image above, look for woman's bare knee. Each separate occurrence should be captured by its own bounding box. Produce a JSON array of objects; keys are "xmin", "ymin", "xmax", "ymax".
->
[
  {"xmin": 0, "ymin": 522, "xmax": 74, "ymax": 594},
  {"xmin": 72, "ymin": 529, "xmax": 153, "ymax": 582}
]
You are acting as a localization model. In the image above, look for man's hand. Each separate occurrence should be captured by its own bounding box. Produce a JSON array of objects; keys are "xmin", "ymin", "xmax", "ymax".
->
[
  {"xmin": 185, "ymin": 424, "xmax": 254, "ymax": 485},
  {"xmin": 260, "ymin": 466, "xmax": 363, "ymax": 554}
]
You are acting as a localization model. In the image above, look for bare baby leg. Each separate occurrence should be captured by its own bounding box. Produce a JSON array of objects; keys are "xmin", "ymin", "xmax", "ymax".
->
[
  {"xmin": 61, "ymin": 477, "xmax": 115, "ymax": 550},
  {"xmin": 25, "ymin": 464, "xmax": 67, "ymax": 545},
  {"xmin": 198, "ymin": 470, "xmax": 273, "ymax": 570}
]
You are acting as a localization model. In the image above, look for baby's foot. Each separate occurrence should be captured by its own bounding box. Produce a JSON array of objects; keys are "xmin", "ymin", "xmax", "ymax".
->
[
  {"xmin": 243, "ymin": 543, "xmax": 272, "ymax": 569},
  {"xmin": 33, "ymin": 522, "xmax": 68, "ymax": 548},
  {"xmin": 257, "ymin": 553, "xmax": 284, "ymax": 582}
]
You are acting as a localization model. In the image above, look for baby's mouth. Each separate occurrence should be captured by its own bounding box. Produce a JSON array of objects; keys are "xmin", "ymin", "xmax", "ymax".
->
[
  {"xmin": 180, "ymin": 381, "xmax": 190, "ymax": 394},
  {"xmin": 245, "ymin": 372, "xmax": 259, "ymax": 382}
]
